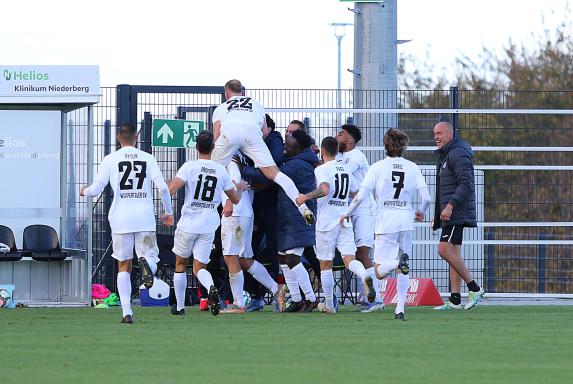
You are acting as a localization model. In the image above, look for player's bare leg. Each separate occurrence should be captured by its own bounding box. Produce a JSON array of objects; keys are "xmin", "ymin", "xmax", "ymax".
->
[{"xmin": 260, "ymin": 165, "xmax": 315, "ymax": 225}]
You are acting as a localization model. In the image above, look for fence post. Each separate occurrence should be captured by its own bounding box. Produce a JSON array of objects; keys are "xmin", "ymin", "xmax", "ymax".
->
[
  {"xmin": 486, "ymin": 231, "xmax": 495, "ymax": 293},
  {"xmin": 538, "ymin": 233, "xmax": 546, "ymax": 293},
  {"xmin": 141, "ymin": 112, "xmax": 152, "ymax": 154},
  {"xmin": 449, "ymin": 86, "xmax": 459, "ymax": 137},
  {"xmin": 116, "ymin": 84, "xmax": 138, "ymax": 149}
]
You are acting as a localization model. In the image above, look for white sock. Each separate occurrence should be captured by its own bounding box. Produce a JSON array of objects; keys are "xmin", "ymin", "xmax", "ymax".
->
[
  {"xmin": 229, "ymin": 270, "xmax": 245, "ymax": 307},
  {"xmin": 396, "ymin": 273, "xmax": 409, "ymax": 314},
  {"xmin": 367, "ymin": 267, "xmax": 382, "ymax": 302},
  {"xmin": 143, "ymin": 256, "xmax": 157, "ymax": 275},
  {"xmin": 292, "ymin": 263, "xmax": 316, "ymax": 302},
  {"xmin": 247, "ymin": 260, "xmax": 278, "ymax": 295},
  {"xmin": 281, "ymin": 264, "xmax": 302, "ymax": 302},
  {"xmin": 357, "ymin": 277, "xmax": 366, "ymax": 302},
  {"xmin": 348, "ymin": 259, "xmax": 367, "ymax": 281},
  {"xmin": 320, "ymin": 269, "xmax": 335, "ymax": 309},
  {"xmin": 196, "ymin": 269, "xmax": 215, "ymax": 291},
  {"xmin": 117, "ymin": 271, "xmax": 132, "ymax": 317},
  {"xmin": 274, "ymin": 172, "xmax": 307, "ymax": 210},
  {"xmin": 173, "ymin": 272, "xmax": 187, "ymax": 311},
  {"xmin": 377, "ymin": 259, "xmax": 399, "ymax": 279}
]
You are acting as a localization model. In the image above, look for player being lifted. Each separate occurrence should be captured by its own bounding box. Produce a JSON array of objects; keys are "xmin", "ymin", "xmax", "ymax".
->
[
  {"xmin": 341, "ymin": 129, "xmax": 431, "ymax": 320},
  {"xmin": 211, "ymin": 79, "xmax": 315, "ymax": 225},
  {"xmin": 296, "ymin": 137, "xmax": 375, "ymax": 315},
  {"xmin": 168, "ymin": 131, "xmax": 248, "ymax": 316},
  {"xmin": 81, "ymin": 122, "xmax": 174, "ymax": 324}
]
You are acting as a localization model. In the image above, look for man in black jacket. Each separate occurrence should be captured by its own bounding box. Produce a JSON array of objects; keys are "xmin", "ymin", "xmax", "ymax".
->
[{"xmin": 432, "ymin": 121, "xmax": 484, "ymax": 310}]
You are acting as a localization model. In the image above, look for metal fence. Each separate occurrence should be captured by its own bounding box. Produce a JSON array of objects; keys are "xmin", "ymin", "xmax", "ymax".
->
[{"xmin": 81, "ymin": 86, "xmax": 572, "ymax": 296}]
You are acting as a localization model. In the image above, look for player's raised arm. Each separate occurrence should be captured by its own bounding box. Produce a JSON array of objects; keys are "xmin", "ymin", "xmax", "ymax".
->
[{"xmin": 80, "ymin": 157, "xmax": 110, "ymax": 197}]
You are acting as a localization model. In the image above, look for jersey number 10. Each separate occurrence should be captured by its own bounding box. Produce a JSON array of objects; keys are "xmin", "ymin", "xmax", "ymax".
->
[{"xmin": 333, "ymin": 173, "xmax": 349, "ymax": 200}]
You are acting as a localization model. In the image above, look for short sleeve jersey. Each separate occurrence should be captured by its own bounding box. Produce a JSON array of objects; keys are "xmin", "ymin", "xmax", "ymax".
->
[
  {"xmin": 335, "ymin": 148, "xmax": 376, "ymax": 216},
  {"xmin": 94, "ymin": 146, "xmax": 164, "ymax": 234},
  {"xmin": 361, "ymin": 156, "xmax": 428, "ymax": 234},
  {"xmin": 212, "ymin": 95, "xmax": 265, "ymax": 130},
  {"xmin": 221, "ymin": 154, "xmax": 254, "ymax": 217},
  {"xmin": 314, "ymin": 161, "xmax": 357, "ymax": 232},
  {"xmin": 175, "ymin": 159, "xmax": 234, "ymax": 234}
]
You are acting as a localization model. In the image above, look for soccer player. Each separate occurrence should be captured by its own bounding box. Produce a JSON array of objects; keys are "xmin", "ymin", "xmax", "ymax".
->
[
  {"xmin": 80, "ymin": 122, "xmax": 174, "ymax": 324},
  {"xmin": 219, "ymin": 153, "xmax": 283, "ymax": 314},
  {"xmin": 296, "ymin": 137, "xmax": 374, "ymax": 315},
  {"xmin": 341, "ymin": 129, "xmax": 431, "ymax": 320},
  {"xmin": 211, "ymin": 79, "xmax": 315, "ymax": 225},
  {"xmin": 336, "ymin": 124, "xmax": 383, "ymax": 312},
  {"xmin": 168, "ymin": 131, "xmax": 248, "ymax": 316}
]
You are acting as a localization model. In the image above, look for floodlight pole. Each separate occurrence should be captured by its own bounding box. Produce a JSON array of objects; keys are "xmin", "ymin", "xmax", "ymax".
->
[{"xmin": 330, "ymin": 22, "xmax": 352, "ymax": 127}]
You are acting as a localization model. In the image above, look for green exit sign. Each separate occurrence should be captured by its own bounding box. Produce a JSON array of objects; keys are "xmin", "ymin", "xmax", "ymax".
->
[{"xmin": 152, "ymin": 119, "xmax": 205, "ymax": 148}]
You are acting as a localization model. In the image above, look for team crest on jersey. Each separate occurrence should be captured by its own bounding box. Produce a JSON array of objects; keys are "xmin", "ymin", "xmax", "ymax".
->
[{"xmin": 345, "ymin": 158, "xmax": 350, "ymax": 164}]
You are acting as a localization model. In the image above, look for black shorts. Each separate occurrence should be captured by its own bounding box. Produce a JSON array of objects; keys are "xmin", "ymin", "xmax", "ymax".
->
[{"xmin": 439, "ymin": 225, "xmax": 465, "ymax": 245}]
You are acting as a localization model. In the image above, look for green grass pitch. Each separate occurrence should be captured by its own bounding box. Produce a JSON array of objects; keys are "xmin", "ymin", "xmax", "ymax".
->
[{"xmin": 2, "ymin": 305, "xmax": 571, "ymax": 384}]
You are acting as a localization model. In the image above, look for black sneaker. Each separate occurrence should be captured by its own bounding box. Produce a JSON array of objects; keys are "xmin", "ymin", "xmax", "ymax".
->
[
  {"xmin": 302, "ymin": 300, "xmax": 318, "ymax": 313},
  {"xmin": 397, "ymin": 250, "xmax": 410, "ymax": 275},
  {"xmin": 170, "ymin": 304, "xmax": 185, "ymax": 316},
  {"xmin": 138, "ymin": 257, "xmax": 154, "ymax": 289},
  {"xmin": 394, "ymin": 312, "xmax": 406, "ymax": 321},
  {"xmin": 284, "ymin": 300, "xmax": 305, "ymax": 313},
  {"xmin": 208, "ymin": 285, "xmax": 220, "ymax": 316},
  {"xmin": 121, "ymin": 314, "xmax": 133, "ymax": 324}
]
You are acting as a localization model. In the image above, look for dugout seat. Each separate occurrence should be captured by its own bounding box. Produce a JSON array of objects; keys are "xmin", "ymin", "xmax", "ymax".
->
[
  {"xmin": 0, "ymin": 225, "xmax": 22, "ymax": 261},
  {"xmin": 22, "ymin": 225, "xmax": 67, "ymax": 262},
  {"xmin": 332, "ymin": 250, "xmax": 358, "ymax": 305}
]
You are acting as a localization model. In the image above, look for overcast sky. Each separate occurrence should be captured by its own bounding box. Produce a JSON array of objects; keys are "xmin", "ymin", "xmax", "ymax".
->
[{"xmin": 2, "ymin": 0, "xmax": 570, "ymax": 88}]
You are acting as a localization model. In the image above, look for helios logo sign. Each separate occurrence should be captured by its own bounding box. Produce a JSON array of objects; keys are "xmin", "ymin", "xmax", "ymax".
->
[
  {"xmin": 3, "ymin": 69, "xmax": 49, "ymax": 81},
  {"xmin": 0, "ymin": 65, "xmax": 100, "ymax": 104},
  {"xmin": 0, "ymin": 137, "xmax": 26, "ymax": 148}
]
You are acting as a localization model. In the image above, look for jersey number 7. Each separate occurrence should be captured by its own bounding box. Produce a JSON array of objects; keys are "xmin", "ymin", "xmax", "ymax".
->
[{"xmin": 392, "ymin": 171, "xmax": 405, "ymax": 199}]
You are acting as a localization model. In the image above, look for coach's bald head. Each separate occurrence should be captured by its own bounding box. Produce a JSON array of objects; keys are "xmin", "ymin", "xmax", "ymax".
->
[{"xmin": 434, "ymin": 121, "xmax": 454, "ymax": 149}]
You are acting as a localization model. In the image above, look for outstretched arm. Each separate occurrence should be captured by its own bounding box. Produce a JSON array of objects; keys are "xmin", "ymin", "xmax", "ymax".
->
[{"xmin": 295, "ymin": 182, "xmax": 329, "ymax": 206}]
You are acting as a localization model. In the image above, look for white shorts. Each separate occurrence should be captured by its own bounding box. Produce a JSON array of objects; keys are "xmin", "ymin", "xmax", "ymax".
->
[
  {"xmin": 112, "ymin": 232, "xmax": 159, "ymax": 263},
  {"xmin": 212, "ymin": 124, "xmax": 275, "ymax": 168},
  {"xmin": 278, "ymin": 247, "xmax": 305, "ymax": 257},
  {"xmin": 374, "ymin": 231, "xmax": 413, "ymax": 266},
  {"xmin": 315, "ymin": 226, "xmax": 357, "ymax": 261},
  {"xmin": 220, "ymin": 215, "xmax": 254, "ymax": 258},
  {"xmin": 351, "ymin": 214, "xmax": 375, "ymax": 248},
  {"xmin": 172, "ymin": 227, "xmax": 214, "ymax": 265}
]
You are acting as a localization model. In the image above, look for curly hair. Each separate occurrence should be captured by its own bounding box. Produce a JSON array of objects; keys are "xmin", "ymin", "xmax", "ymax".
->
[{"xmin": 384, "ymin": 129, "xmax": 409, "ymax": 157}]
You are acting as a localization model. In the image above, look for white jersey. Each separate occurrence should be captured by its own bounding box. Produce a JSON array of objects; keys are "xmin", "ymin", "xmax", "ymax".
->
[
  {"xmin": 221, "ymin": 154, "xmax": 254, "ymax": 217},
  {"xmin": 315, "ymin": 161, "xmax": 357, "ymax": 232},
  {"xmin": 361, "ymin": 156, "xmax": 428, "ymax": 234},
  {"xmin": 93, "ymin": 147, "xmax": 164, "ymax": 234},
  {"xmin": 212, "ymin": 95, "xmax": 265, "ymax": 130},
  {"xmin": 336, "ymin": 148, "xmax": 376, "ymax": 216},
  {"xmin": 175, "ymin": 159, "xmax": 234, "ymax": 234}
]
